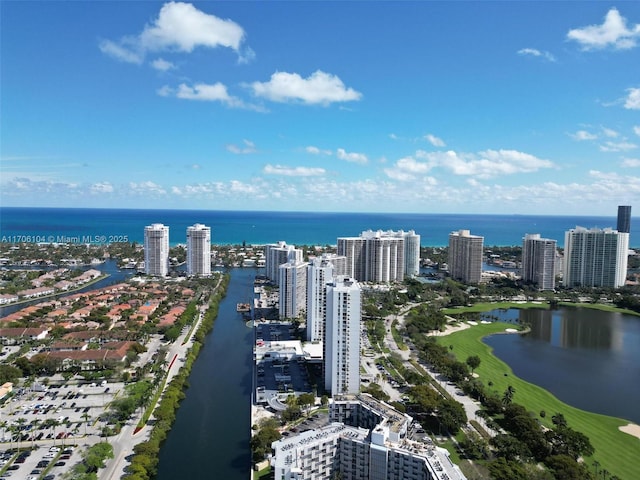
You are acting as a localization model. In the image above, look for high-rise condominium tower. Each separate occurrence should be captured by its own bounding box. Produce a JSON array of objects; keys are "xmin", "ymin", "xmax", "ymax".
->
[
  {"xmin": 337, "ymin": 229, "xmax": 419, "ymax": 283},
  {"xmin": 186, "ymin": 223, "xmax": 211, "ymax": 276},
  {"xmin": 617, "ymin": 205, "xmax": 632, "ymax": 234},
  {"xmin": 144, "ymin": 223, "xmax": 169, "ymax": 277},
  {"xmin": 306, "ymin": 256, "xmax": 334, "ymax": 342},
  {"xmin": 324, "ymin": 276, "xmax": 361, "ymax": 395},
  {"xmin": 448, "ymin": 229, "xmax": 483, "ymax": 284},
  {"xmin": 522, "ymin": 234, "xmax": 557, "ymax": 291},
  {"xmin": 265, "ymin": 242, "xmax": 303, "ymax": 282},
  {"xmin": 278, "ymin": 260, "xmax": 308, "ymax": 320},
  {"xmin": 563, "ymin": 226, "xmax": 629, "ymax": 288}
]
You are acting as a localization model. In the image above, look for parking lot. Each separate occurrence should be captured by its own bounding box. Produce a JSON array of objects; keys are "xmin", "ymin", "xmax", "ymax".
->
[
  {"xmin": 0, "ymin": 444, "xmax": 81, "ymax": 480},
  {"xmin": 254, "ymin": 322, "xmax": 319, "ymax": 408},
  {"xmin": 0, "ymin": 379, "xmax": 125, "ymax": 479}
]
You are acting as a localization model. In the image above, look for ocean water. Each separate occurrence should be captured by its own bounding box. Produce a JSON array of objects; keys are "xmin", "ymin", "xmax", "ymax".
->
[{"xmin": 0, "ymin": 207, "xmax": 636, "ymax": 247}]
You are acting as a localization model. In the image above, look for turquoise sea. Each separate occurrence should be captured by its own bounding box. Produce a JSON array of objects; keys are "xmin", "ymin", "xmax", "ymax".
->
[{"xmin": 0, "ymin": 207, "xmax": 636, "ymax": 247}]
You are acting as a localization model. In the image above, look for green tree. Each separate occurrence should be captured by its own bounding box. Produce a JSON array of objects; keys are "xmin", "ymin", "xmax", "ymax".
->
[
  {"xmin": 545, "ymin": 454, "xmax": 595, "ymax": 480},
  {"xmin": 437, "ymin": 399, "xmax": 467, "ymax": 434},
  {"xmin": 84, "ymin": 442, "xmax": 114, "ymax": 472},
  {"xmin": 465, "ymin": 355, "xmax": 481, "ymax": 374}
]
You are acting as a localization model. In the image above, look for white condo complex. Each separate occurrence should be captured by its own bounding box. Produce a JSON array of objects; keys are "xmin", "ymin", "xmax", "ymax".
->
[
  {"xmin": 144, "ymin": 223, "xmax": 169, "ymax": 277},
  {"xmin": 563, "ymin": 226, "xmax": 629, "ymax": 288},
  {"xmin": 337, "ymin": 229, "xmax": 420, "ymax": 283},
  {"xmin": 186, "ymin": 223, "xmax": 211, "ymax": 276},
  {"xmin": 324, "ymin": 276, "xmax": 361, "ymax": 395},
  {"xmin": 271, "ymin": 394, "xmax": 467, "ymax": 480}
]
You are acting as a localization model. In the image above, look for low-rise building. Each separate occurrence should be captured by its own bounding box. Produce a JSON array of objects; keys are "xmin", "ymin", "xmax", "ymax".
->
[{"xmin": 271, "ymin": 394, "xmax": 467, "ymax": 480}]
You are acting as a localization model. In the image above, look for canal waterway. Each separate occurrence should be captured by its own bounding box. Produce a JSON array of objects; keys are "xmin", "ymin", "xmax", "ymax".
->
[
  {"xmin": 155, "ymin": 268, "xmax": 254, "ymax": 480},
  {"xmin": 483, "ymin": 307, "xmax": 640, "ymax": 424}
]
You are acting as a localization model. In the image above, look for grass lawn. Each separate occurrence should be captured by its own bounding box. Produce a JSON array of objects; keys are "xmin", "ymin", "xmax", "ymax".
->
[{"xmin": 437, "ymin": 321, "xmax": 640, "ymax": 480}]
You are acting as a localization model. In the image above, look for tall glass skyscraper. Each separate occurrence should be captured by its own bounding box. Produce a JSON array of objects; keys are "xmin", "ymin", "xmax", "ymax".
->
[{"xmin": 617, "ymin": 205, "xmax": 632, "ymax": 234}]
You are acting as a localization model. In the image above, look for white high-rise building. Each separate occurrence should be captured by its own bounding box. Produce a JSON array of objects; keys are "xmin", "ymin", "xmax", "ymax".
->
[
  {"xmin": 325, "ymin": 276, "xmax": 361, "ymax": 395},
  {"xmin": 522, "ymin": 234, "xmax": 557, "ymax": 291},
  {"xmin": 265, "ymin": 242, "xmax": 303, "ymax": 282},
  {"xmin": 186, "ymin": 224, "xmax": 211, "ymax": 276},
  {"xmin": 402, "ymin": 230, "xmax": 421, "ymax": 277},
  {"xmin": 563, "ymin": 227, "xmax": 629, "ymax": 288},
  {"xmin": 306, "ymin": 257, "xmax": 334, "ymax": 342},
  {"xmin": 337, "ymin": 229, "xmax": 419, "ymax": 283},
  {"xmin": 144, "ymin": 223, "xmax": 169, "ymax": 277},
  {"xmin": 278, "ymin": 260, "xmax": 308, "ymax": 320},
  {"xmin": 448, "ymin": 229, "xmax": 483, "ymax": 284}
]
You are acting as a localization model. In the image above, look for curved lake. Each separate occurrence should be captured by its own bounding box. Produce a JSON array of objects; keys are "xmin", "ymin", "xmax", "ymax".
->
[
  {"xmin": 483, "ymin": 307, "xmax": 640, "ymax": 424},
  {"xmin": 156, "ymin": 268, "xmax": 254, "ymax": 480}
]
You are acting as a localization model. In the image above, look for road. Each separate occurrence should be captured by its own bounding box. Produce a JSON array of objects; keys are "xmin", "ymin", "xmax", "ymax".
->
[{"xmin": 380, "ymin": 307, "xmax": 498, "ymax": 437}]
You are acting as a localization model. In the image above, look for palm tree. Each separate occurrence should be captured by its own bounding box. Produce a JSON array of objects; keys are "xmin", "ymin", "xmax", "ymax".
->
[
  {"xmin": 601, "ymin": 469, "xmax": 610, "ymax": 480},
  {"xmin": 0, "ymin": 420, "xmax": 7, "ymax": 444},
  {"xmin": 592, "ymin": 460, "xmax": 601, "ymax": 476},
  {"xmin": 30, "ymin": 419, "xmax": 41, "ymax": 447},
  {"xmin": 15, "ymin": 417, "xmax": 27, "ymax": 451},
  {"xmin": 502, "ymin": 385, "xmax": 515, "ymax": 406},
  {"xmin": 552, "ymin": 412, "xmax": 567, "ymax": 428},
  {"xmin": 81, "ymin": 412, "xmax": 91, "ymax": 437}
]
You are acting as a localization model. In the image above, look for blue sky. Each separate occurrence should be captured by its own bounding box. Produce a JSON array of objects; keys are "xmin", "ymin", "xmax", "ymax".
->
[{"xmin": 1, "ymin": 1, "xmax": 640, "ymax": 214}]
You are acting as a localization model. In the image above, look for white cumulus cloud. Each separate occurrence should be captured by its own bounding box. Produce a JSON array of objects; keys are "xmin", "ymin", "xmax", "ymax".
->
[
  {"xmin": 91, "ymin": 182, "xmax": 114, "ymax": 194},
  {"xmin": 226, "ymin": 139, "xmax": 257, "ymax": 154},
  {"xmin": 158, "ymin": 82, "xmax": 261, "ymax": 110},
  {"xmin": 384, "ymin": 149, "xmax": 554, "ymax": 181},
  {"xmin": 600, "ymin": 141, "xmax": 638, "ymax": 152},
  {"xmin": 100, "ymin": 1, "xmax": 249, "ymax": 64},
  {"xmin": 151, "ymin": 58, "xmax": 176, "ymax": 71},
  {"xmin": 263, "ymin": 164, "xmax": 326, "ymax": 177},
  {"xmin": 634, "ymin": 126, "xmax": 640, "ymax": 136},
  {"xmin": 517, "ymin": 48, "xmax": 556, "ymax": 62},
  {"xmin": 424, "ymin": 134, "xmax": 446, "ymax": 147},
  {"xmin": 567, "ymin": 8, "xmax": 640, "ymax": 50},
  {"xmin": 569, "ymin": 130, "xmax": 598, "ymax": 141},
  {"xmin": 336, "ymin": 148, "xmax": 368, "ymax": 164},
  {"xmin": 621, "ymin": 158, "xmax": 640, "ymax": 168},
  {"xmin": 250, "ymin": 70, "xmax": 362, "ymax": 105},
  {"xmin": 625, "ymin": 88, "xmax": 640, "ymax": 109},
  {"xmin": 305, "ymin": 146, "xmax": 332, "ymax": 156}
]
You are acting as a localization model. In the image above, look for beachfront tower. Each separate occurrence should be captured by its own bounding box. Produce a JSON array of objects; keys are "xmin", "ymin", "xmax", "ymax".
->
[
  {"xmin": 448, "ymin": 229, "xmax": 484, "ymax": 284},
  {"xmin": 563, "ymin": 226, "xmax": 629, "ymax": 288},
  {"xmin": 617, "ymin": 205, "xmax": 632, "ymax": 234},
  {"xmin": 144, "ymin": 223, "xmax": 169, "ymax": 277},
  {"xmin": 186, "ymin": 223, "xmax": 211, "ymax": 276},
  {"xmin": 522, "ymin": 234, "xmax": 557, "ymax": 291},
  {"xmin": 324, "ymin": 276, "xmax": 361, "ymax": 395}
]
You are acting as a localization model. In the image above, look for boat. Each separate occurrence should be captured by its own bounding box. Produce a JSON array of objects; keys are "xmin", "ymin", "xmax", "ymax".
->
[{"xmin": 237, "ymin": 303, "xmax": 251, "ymax": 312}]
